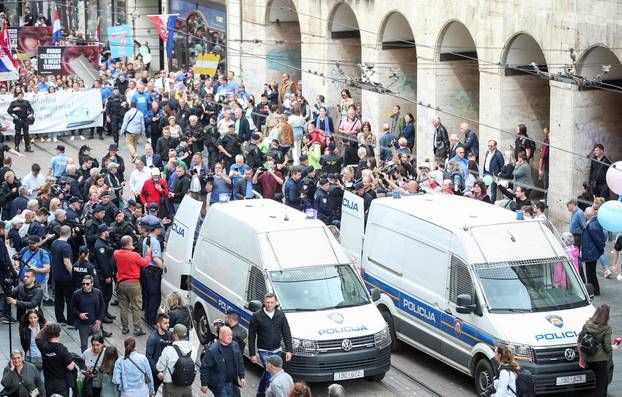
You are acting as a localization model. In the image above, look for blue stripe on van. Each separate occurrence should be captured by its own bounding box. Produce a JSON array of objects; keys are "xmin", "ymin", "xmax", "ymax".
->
[
  {"xmin": 363, "ymin": 272, "xmax": 495, "ymax": 348},
  {"xmin": 190, "ymin": 276, "xmax": 252, "ymax": 326}
]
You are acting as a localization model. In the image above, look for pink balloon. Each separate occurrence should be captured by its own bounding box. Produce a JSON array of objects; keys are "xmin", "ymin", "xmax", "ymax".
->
[{"xmin": 606, "ymin": 161, "xmax": 622, "ymax": 195}]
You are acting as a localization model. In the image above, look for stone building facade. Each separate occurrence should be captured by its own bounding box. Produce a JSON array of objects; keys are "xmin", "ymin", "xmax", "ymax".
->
[{"xmin": 226, "ymin": 0, "xmax": 622, "ymax": 224}]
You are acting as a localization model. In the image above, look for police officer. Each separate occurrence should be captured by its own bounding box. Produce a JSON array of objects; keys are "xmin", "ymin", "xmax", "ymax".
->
[
  {"xmin": 300, "ymin": 167, "xmax": 317, "ymax": 209},
  {"xmin": 217, "ymin": 124, "xmax": 242, "ymax": 171},
  {"xmin": 245, "ymin": 133, "xmax": 265, "ymax": 170},
  {"xmin": 122, "ymin": 199, "xmax": 139, "ymax": 227},
  {"xmin": 85, "ymin": 205, "xmax": 106, "ymax": 251},
  {"xmin": 110, "ymin": 209, "xmax": 136, "ymax": 249},
  {"xmin": 142, "ymin": 222, "xmax": 164, "ymax": 327},
  {"xmin": 6, "ymin": 91, "xmax": 34, "ymax": 153},
  {"xmin": 94, "ymin": 224, "xmax": 116, "ymax": 323},
  {"xmin": 314, "ymin": 178, "xmax": 333, "ymax": 225},
  {"xmin": 354, "ymin": 181, "xmax": 373, "ymax": 220},
  {"xmin": 326, "ymin": 174, "xmax": 344, "ymax": 219},
  {"xmin": 105, "ymin": 86, "xmax": 126, "ymax": 144},
  {"xmin": 66, "ymin": 197, "xmax": 83, "ymax": 223},
  {"xmin": 320, "ymin": 142, "xmax": 343, "ymax": 175},
  {"xmin": 71, "ymin": 246, "xmax": 97, "ymax": 292}
]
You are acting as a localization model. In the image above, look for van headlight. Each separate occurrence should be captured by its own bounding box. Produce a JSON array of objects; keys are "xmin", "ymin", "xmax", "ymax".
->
[
  {"xmin": 495, "ymin": 339, "xmax": 534, "ymax": 362},
  {"xmin": 374, "ymin": 326, "xmax": 391, "ymax": 349},
  {"xmin": 291, "ymin": 338, "xmax": 319, "ymax": 357}
]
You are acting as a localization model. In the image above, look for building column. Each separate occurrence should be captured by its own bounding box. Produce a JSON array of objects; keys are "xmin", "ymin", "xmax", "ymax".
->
[
  {"xmin": 478, "ymin": 68, "xmax": 505, "ymax": 161},
  {"xmin": 415, "ymin": 47, "xmax": 437, "ymax": 166}
]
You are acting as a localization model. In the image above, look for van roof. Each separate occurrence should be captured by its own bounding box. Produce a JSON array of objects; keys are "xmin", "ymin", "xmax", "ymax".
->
[
  {"xmin": 372, "ymin": 194, "xmax": 517, "ymax": 231},
  {"xmin": 207, "ymin": 199, "xmax": 327, "ymax": 233}
]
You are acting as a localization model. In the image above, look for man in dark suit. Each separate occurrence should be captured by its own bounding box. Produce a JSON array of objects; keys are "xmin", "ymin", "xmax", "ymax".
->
[
  {"xmin": 140, "ymin": 143, "xmax": 163, "ymax": 169},
  {"xmin": 234, "ymin": 107, "xmax": 251, "ymax": 142},
  {"xmin": 483, "ymin": 140, "xmax": 505, "ymax": 202},
  {"xmin": 432, "ymin": 117, "xmax": 449, "ymax": 162},
  {"xmin": 448, "ymin": 134, "xmax": 463, "ymax": 163},
  {"xmin": 461, "ymin": 122, "xmax": 479, "ymax": 163}
]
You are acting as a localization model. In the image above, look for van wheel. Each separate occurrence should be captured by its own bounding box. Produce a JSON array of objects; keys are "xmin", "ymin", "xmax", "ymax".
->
[
  {"xmin": 474, "ymin": 358, "xmax": 494, "ymax": 395},
  {"xmin": 380, "ymin": 310, "xmax": 400, "ymax": 352},
  {"xmin": 195, "ymin": 307, "xmax": 212, "ymax": 345},
  {"xmin": 365, "ymin": 372, "xmax": 386, "ymax": 382}
]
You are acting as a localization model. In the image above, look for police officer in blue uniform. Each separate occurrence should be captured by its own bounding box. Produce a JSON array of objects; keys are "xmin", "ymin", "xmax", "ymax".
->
[
  {"xmin": 94, "ymin": 225, "xmax": 116, "ymax": 323},
  {"xmin": 142, "ymin": 221, "xmax": 164, "ymax": 328},
  {"xmin": 314, "ymin": 178, "xmax": 334, "ymax": 224}
]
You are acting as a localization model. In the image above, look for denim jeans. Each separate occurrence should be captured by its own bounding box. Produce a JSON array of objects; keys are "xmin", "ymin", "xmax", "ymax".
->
[
  {"xmin": 257, "ymin": 351, "xmax": 280, "ymax": 396},
  {"xmin": 217, "ymin": 382, "xmax": 238, "ymax": 397}
]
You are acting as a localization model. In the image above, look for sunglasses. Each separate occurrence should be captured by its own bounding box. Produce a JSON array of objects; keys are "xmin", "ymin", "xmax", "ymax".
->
[{"xmin": 82, "ymin": 282, "xmax": 91, "ymax": 286}]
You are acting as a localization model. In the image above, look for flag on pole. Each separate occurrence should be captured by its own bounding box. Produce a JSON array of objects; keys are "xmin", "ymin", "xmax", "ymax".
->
[
  {"xmin": 52, "ymin": 9, "xmax": 62, "ymax": 45},
  {"xmin": 0, "ymin": 19, "xmax": 18, "ymax": 74},
  {"xmin": 148, "ymin": 14, "xmax": 178, "ymax": 57},
  {"xmin": 96, "ymin": 17, "xmax": 100, "ymax": 43}
]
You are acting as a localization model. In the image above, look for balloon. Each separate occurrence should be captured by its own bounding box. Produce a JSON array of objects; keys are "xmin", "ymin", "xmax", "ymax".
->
[
  {"xmin": 597, "ymin": 200, "xmax": 622, "ymax": 232},
  {"xmin": 483, "ymin": 174, "xmax": 494, "ymax": 186},
  {"xmin": 606, "ymin": 161, "xmax": 622, "ymax": 195}
]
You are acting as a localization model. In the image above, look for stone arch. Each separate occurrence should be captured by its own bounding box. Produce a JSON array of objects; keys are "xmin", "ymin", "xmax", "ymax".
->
[
  {"xmin": 499, "ymin": 32, "xmax": 550, "ymax": 198},
  {"xmin": 327, "ymin": 2, "xmax": 362, "ymax": 116},
  {"xmin": 434, "ymin": 20, "xmax": 479, "ymax": 134},
  {"xmin": 265, "ymin": 0, "xmax": 302, "ymax": 83}
]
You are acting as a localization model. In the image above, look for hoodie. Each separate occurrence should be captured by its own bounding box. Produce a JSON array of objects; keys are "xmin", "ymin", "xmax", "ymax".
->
[
  {"xmin": 578, "ymin": 320, "xmax": 612, "ymax": 362},
  {"xmin": 155, "ymin": 340, "xmax": 195, "ymax": 383}
]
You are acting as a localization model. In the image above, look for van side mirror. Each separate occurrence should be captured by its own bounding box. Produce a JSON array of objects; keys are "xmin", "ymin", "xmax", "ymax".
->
[
  {"xmin": 456, "ymin": 294, "xmax": 477, "ymax": 314},
  {"xmin": 585, "ymin": 283, "xmax": 595, "ymax": 299},
  {"xmin": 371, "ymin": 288, "xmax": 381, "ymax": 302},
  {"xmin": 245, "ymin": 300, "xmax": 262, "ymax": 312}
]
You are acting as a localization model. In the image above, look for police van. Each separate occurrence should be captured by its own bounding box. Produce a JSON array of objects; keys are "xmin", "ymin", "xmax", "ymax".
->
[
  {"xmin": 162, "ymin": 196, "xmax": 391, "ymax": 383},
  {"xmin": 341, "ymin": 192, "xmax": 601, "ymax": 395}
]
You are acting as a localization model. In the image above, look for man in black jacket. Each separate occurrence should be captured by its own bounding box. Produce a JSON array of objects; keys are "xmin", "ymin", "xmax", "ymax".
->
[
  {"xmin": 432, "ymin": 116, "xmax": 449, "ymax": 162},
  {"xmin": 94, "ymin": 226, "xmax": 116, "ymax": 322},
  {"xmin": 245, "ymin": 134, "xmax": 265, "ymax": 170},
  {"xmin": 200, "ymin": 326, "xmax": 246, "ymax": 396},
  {"xmin": 6, "ymin": 91, "xmax": 34, "ymax": 152},
  {"xmin": 105, "ymin": 87, "xmax": 126, "ymax": 144},
  {"xmin": 234, "ymin": 107, "xmax": 251, "ymax": 142},
  {"xmin": 70, "ymin": 274, "xmax": 107, "ymax": 352},
  {"xmin": 8, "ymin": 269, "xmax": 43, "ymax": 323},
  {"xmin": 248, "ymin": 293, "xmax": 292, "ymax": 397},
  {"xmin": 170, "ymin": 165, "xmax": 190, "ymax": 213},
  {"xmin": 233, "ymin": 168, "xmax": 255, "ymax": 200}
]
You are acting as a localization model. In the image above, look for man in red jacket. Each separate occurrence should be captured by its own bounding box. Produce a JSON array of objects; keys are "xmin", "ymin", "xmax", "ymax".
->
[
  {"xmin": 140, "ymin": 167, "xmax": 168, "ymax": 213},
  {"xmin": 114, "ymin": 235, "xmax": 152, "ymax": 336}
]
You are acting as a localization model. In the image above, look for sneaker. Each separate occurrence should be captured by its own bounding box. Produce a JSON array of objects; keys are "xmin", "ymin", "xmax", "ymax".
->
[
  {"xmin": 110, "ymin": 299, "xmax": 119, "ymax": 306},
  {"xmin": 122, "ymin": 328, "xmax": 130, "ymax": 335},
  {"xmin": 70, "ymin": 136, "xmax": 75, "ymax": 141},
  {"xmin": 2, "ymin": 315, "xmax": 17, "ymax": 324},
  {"xmin": 133, "ymin": 328, "xmax": 146, "ymax": 337},
  {"xmin": 604, "ymin": 269, "xmax": 612, "ymax": 278},
  {"xmin": 80, "ymin": 135, "xmax": 85, "ymax": 140},
  {"xmin": 53, "ymin": 138, "xmax": 58, "ymax": 142}
]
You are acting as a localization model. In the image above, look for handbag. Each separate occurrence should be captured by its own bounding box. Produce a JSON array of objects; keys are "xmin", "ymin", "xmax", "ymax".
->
[
  {"xmin": 15, "ymin": 369, "xmax": 40, "ymax": 397},
  {"xmin": 83, "ymin": 348, "xmax": 104, "ymax": 397}
]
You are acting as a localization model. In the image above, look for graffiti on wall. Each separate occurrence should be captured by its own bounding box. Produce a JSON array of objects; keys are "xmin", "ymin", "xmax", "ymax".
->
[{"xmin": 266, "ymin": 47, "xmax": 302, "ymax": 81}]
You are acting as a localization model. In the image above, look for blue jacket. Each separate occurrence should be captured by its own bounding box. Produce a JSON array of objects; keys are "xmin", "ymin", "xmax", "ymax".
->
[
  {"xmin": 463, "ymin": 130, "xmax": 479, "ymax": 158},
  {"xmin": 379, "ymin": 132, "xmax": 397, "ymax": 162},
  {"xmin": 401, "ymin": 122, "xmax": 414, "ymax": 147},
  {"xmin": 284, "ymin": 178, "xmax": 301, "ymax": 210},
  {"xmin": 581, "ymin": 219, "xmax": 606, "ymax": 262},
  {"xmin": 200, "ymin": 341, "xmax": 245, "ymax": 394},
  {"xmin": 569, "ymin": 208, "xmax": 586, "ymax": 235},
  {"xmin": 483, "ymin": 150, "xmax": 504, "ymax": 176}
]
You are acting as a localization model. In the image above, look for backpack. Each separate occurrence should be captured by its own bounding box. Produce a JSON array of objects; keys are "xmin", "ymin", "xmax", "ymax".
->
[
  {"xmin": 499, "ymin": 365, "xmax": 535, "ymax": 397},
  {"xmin": 170, "ymin": 345, "xmax": 196, "ymax": 386},
  {"xmin": 579, "ymin": 333, "xmax": 601, "ymax": 356}
]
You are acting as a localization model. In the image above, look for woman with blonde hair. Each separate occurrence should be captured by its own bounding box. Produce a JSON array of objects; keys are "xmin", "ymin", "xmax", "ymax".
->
[
  {"xmin": 163, "ymin": 292, "xmax": 192, "ymax": 332},
  {"xmin": 491, "ymin": 345, "xmax": 518, "ymax": 396}
]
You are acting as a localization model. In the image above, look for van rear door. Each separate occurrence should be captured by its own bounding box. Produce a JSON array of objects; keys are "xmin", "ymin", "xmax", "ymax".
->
[
  {"xmin": 161, "ymin": 195, "xmax": 203, "ymax": 303},
  {"xmin": 340, "ymin": 190, "xmax": 365, "ymax": 265}
]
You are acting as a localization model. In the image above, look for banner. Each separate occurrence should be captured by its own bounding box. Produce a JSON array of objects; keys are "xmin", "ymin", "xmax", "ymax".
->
[
  {"xmin": 107, "ymin": 25, "xmax": 133, "ymax": 58},
  {"xmin": 193, "ymin": 53, "xmax": 220, "ymax": 76},
  {"xmin": 16, "ymin": 26, "xmax": 53, "ymax": 57},
  {"xmin": 0, "ymin": 89, "xmax": 103, "ymax": 135},
  {"xmin": 37, "ymin": 46, "xmax": 100, "ymax": 75}
]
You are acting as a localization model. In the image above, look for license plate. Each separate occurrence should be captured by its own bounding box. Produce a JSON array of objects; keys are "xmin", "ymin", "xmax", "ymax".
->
[
  {"xmin": 334, "ymin": 370, "xmax": 364, "ymax": 381},
  {"xmin": 556, "ymin": 375, "xmax": 586, "ymax": 386}
]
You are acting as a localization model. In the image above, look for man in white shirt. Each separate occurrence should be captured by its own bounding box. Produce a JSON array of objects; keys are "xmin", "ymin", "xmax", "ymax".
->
[
  {"xmin": 125, "ymin": 80, "xmax": 137, "ymax": 105},
  {"xmin": 156, "ymin": 324, "xmax": 195, "ymax": 397},
  {"xmin": 22, "ymin": 163, "xmax": 46, "ymax": 198},
  {"xmin": 129, "ymin": 159, "xmax": 151, "ymax": 202}
]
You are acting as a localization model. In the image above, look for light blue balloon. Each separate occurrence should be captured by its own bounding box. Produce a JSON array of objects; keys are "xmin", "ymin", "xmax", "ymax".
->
[
  {"xmin": 483, "ymin": 174, "xmax": 494, "ymax": 186},
  {"xmin": 597, "ymin": 200, "xmax": 622, "ymax": 232}
]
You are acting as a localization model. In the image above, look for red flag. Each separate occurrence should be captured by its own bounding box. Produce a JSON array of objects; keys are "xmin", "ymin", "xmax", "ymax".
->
[{"xmin": 149, "ymin": 15, "xmax": 168, "ymax": 41}]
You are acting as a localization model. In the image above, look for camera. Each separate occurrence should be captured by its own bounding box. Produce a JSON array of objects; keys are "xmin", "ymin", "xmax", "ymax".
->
[{"xmin": 205, "ymin": 171, "xmax": 215, "ymax": 182}]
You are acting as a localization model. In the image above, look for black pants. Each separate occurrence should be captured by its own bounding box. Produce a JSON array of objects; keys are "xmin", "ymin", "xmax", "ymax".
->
[
  {"xmin": 342, "ymin": 144, "xmax": 358, "ymax": 166},
  {"xmin": 101, "ymin": 281, "xmax": 113, "ymax": 313},
  {"xmin": 585, "ymin": 261, "xmax": 600, "ymax": 295},
  {"xmin": 14, "ymin": 120, "xmax": 30, "ymax": 149},
  {"xmin": 109, "ymin": 116, "xmax": 121, "ymax": 144},
  {"xmin": 143, "ymin": 267, "xmax": 162, "ymax": 324},
  {"xmin": 45, "ymin": 378, "xmax": 68, "ymax": 397},
  {"xmin": 54, "ymin": 280, "xmax": 75, "ymax": 323},
  {"xmin": 588, "ymin": 360, "xmax": 609, "ymax": 397}
]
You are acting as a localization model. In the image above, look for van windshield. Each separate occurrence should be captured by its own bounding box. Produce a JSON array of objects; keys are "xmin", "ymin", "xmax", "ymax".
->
[
  {"xmin": 474, "ymin": 258, "xmax": 589, "ymax": 312},
  {"xmin": 270, "ymin": 265, "xmax": 369, "ymax": 311}
]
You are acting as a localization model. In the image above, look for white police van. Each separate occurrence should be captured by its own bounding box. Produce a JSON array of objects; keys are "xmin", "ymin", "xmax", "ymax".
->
[
  {"xmin": 341, "ymin": 192, "xmax": 601, "ymax": 395},
  {"xmin": 162, "ymin": 196, "xmax": 391, "ymax": 382}
]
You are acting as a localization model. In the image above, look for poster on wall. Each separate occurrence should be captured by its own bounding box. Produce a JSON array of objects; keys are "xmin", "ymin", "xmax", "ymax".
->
[
  {"xmin": 37, "ymin": 46, "xmax": 100, "ymax": 75},
  {"xmin": 16, "ymin": 26, "xmax": 53, "ymax": 57},
  {"xmin": 107, "ymin": 24, "xmax": 133, "ymax": 58},
  {"xmin": 0, "ymin": 89, "xmax": 103, "ymax": 135}
]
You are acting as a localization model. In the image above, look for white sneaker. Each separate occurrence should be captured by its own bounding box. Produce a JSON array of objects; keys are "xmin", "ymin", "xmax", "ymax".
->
[
  {"xmin": 53, "ymin": 138, "xmax": 58, "ymax": 142},
  {"xmin": 70, "ymin": 136, "xmax": 75, "ymax": 141},
  {"xmin": 80, "ymin": 135, "xmax": 85, "ymax": 140}
]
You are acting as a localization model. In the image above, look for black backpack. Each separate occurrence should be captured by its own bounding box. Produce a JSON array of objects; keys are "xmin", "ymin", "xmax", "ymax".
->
[
  {"xmin": 579, "ymin": 333, "xmax": 601, "ymax": 356},
  {"xmin": 499, "ymin": 365, "xmax": 535, "ymax": 397},
  {"xmin": 170, "ymin": 345, "xmax": 196, "ymax": 386}
]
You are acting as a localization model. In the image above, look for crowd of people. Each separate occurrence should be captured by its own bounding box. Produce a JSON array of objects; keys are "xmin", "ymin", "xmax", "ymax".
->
[{"xmin": 0, "ymin": 26, "xmax": 618, "ymax": 397}]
